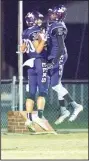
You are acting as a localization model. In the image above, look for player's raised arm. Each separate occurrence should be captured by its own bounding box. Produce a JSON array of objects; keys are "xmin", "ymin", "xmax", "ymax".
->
[
  {"xmin": 32, "ymin": 32, "xmax": 47, "ymax": 54},
  {"xmin": 51, "ymin": 27, "xmax": 65, "ymax": 65},
  {"xmin": 32, "ymin": 16, "xmax": 47, "ymax": 54}
]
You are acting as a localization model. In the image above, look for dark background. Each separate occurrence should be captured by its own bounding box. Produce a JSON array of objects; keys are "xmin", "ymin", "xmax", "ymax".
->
[{"xmin": 1, "ymin": 0, "xmax": 88, "ymax": 80}]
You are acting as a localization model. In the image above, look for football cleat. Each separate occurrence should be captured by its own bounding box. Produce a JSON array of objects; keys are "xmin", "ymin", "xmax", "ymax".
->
[
  {"xmin": 34, "ymin": 117, "xmax": 48, "ymax": 131},
  {"xmin": 25, "ymin": 119, "xmax": 36, "ymax": 132},
  {"xmin": 68, "ymin": 104, "xmax": 83, "ymax": 122},
  {"xmin": 55, "ymin": 110, "xmax": 70, "ymax": 125}
]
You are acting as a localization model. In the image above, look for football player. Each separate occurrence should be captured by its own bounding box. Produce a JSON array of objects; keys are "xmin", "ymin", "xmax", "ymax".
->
[
  {"xmin": 46, "ymin": 5, "xmax": 83, "ymax": 124},
  {"xmin": 20, "ymin": 11, "xmax": 48, "ymax": 131}
]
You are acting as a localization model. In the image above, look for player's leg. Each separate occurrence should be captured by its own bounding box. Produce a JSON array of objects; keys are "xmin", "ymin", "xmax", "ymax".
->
[
  {"xmin": 25, "ymin": 69, "xmax": 37, "ymax": 131},
  {"xmin": 63, "ymin": 92, "xmax": 83, "ymax": 122},
  {"xmin": 35, "ymin": 58, "xmax": 48, "ymax": 119},
  {"xmin": 25, "ymin": 98, "xmax": 35, "ymax": 131},
  {"xmin": 52, "ymin": 57, "xmax": 83, "ymax": 123},
  {"xmin": 59, "ymin": 53, "xmax": 83, "ymax": 121},
  {"xmin": 52, "ymin": 79, "xmax": 83, "ymax": 123},
  {"xmin": 50, "ymin": 63, "xmax": 70, "ymax": 124},
  {"xmin": 37, "ymin": 96, "xmax": 45, "ymax": 119},
  {"xmin": 55, "ymin": 98, "xmax": 70, "ymax": 125},
  {"xmin": 52, "ymin": 81, "xmax": 70, "ymax": 124},
  {"xmin": 34, "ymin": 58, "xmax": 48, "ymax": 130}
]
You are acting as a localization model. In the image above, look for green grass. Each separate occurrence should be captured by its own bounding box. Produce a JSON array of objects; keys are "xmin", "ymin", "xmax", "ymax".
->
[{"xmin": 1, "ymin": 132, "xmax": 88, "ymax": 159}]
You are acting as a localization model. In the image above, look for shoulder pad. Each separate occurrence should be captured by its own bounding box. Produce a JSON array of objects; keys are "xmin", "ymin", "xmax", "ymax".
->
[{"xmin": 57, "ymin": 27, "xmax": 64, "ymax": 35}]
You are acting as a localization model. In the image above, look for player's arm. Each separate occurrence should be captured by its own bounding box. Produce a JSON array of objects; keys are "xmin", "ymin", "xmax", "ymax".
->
[
  {"xmin": 32, "ymin": 33, "xmax": 47, "ymax": 54},
  {"xmin": 32, "ymin": 40, "xmax": 45, "ymax": 54},
  {"xmin": 52, "ymin": 27, "xmax": 65, "ymax": 65},
  {"xmin": 19, "ymin": 30, "xmax": 28, "ymax": 53}
]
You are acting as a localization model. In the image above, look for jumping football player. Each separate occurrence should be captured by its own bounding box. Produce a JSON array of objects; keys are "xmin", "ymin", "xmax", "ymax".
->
[
  {"xmin": 20, "ymin": 12, "xmax": 48, "ymax": 131},
  {"xmin": 46, "ymin": 5, "xmax": 83, "ymax": 124}
]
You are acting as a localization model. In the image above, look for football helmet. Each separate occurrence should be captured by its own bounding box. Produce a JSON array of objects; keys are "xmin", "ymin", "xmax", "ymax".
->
[
  {"xmin": 25, "ymin": 12, "xmax": 36, "ymax": 26},
  {"xmin": 25, "ymin": 11, "xmax": 44, "ymax": 27},
  {"xmin": 48, "ymin": 5, "xmax": 67, "ymax": 21}
]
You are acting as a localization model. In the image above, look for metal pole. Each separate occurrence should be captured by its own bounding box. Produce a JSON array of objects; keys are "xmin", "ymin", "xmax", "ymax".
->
[
  {"xmin": 18, "ymin": 1, "xmax": 23, "ymax": 111},
  {"xmin": 0, "ymin": 0, "xmax": 1, "ymax": 81},
  {"xmin": 12, "ymin": 76, "xmax": 16, "ymax": 111}
]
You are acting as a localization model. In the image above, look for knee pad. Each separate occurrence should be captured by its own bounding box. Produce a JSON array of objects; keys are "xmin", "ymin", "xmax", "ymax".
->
[{"xmin": 52, "ymin": 82, "xmax": 68, "ymax": 98}]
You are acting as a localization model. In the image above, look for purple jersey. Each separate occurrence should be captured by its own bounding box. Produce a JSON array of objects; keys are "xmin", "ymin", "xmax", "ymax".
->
[
  {"xmin": 22, "ymin": 26, "xmax": 47, "ymax": 59},
  {"xmin": 47, "ymin": 21, "xmax": 68, "ymax": 60}
]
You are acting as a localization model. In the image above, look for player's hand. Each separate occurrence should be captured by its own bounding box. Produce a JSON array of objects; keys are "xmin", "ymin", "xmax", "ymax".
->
[
  {"xmin": 38, "ymin": 32, "xmax": 47, "ymax": 42},
  {"xmin": 20, "ymin": 43, "xmax": 27, "ymax": 53}
]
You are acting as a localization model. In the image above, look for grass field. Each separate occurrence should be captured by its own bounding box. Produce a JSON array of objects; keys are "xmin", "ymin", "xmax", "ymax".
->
[{"xmin": 1, "ymin": 132, "xmax": 88, "ymax": 159}]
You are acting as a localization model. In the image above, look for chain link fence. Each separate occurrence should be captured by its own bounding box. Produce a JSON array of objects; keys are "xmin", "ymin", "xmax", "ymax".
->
[{"xmin": 1, "ymin": 79, "xmax": 88, "ymax": 130}]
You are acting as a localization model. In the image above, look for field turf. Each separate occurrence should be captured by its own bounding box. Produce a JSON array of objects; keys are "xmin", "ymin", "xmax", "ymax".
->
[{"xmin": 1, "ymin": 132, "xmax": 88, "ymax": 159}]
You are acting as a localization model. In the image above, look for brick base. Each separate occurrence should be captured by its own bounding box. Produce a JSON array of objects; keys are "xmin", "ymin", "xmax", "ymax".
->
[{"xmin": 8, "ymin": 111, "xmax": 55, "ymax": 133}]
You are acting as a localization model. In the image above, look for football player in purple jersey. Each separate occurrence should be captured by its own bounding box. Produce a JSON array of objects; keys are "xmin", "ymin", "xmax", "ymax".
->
[
  {"xmin": 46, "ymin": 5, "xmax": 83, "ymax": 124},
  {"xmin": 20, "ymin": 11, "xmax": 48, "ymax": 131}
]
